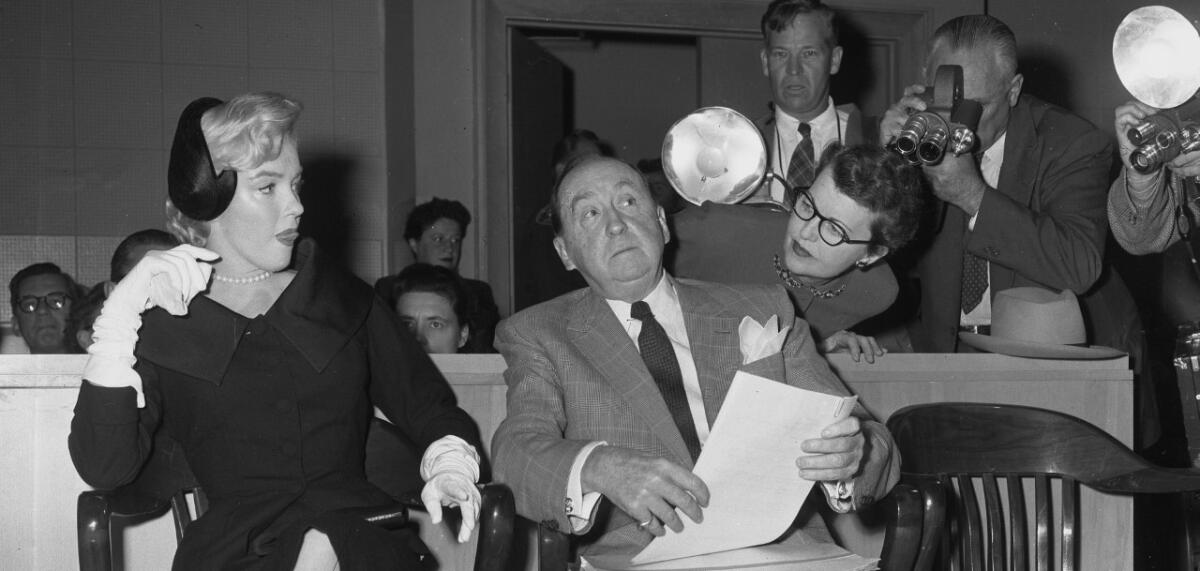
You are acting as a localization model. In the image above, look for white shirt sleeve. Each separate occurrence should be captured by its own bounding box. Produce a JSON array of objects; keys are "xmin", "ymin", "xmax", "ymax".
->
[
  {"xmin": 566, "ymin": 441, "xmax": 608, "ymax": 532},
  {"xmin": 820, "ymin": 480, "xmax": 856, "ymax": 513}
]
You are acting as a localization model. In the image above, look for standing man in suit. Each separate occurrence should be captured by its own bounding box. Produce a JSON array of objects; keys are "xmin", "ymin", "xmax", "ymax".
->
[
  {"xmin": 881, "ymin": 16, "xmax": 1155, "ymax": 446},
  {"xmin": 879, "ymin": 15, "xmax": 1129, "ymax": 353},
  {"xmin": 755, "ymin": 0, "xmax": 863, "ymax": 206},
  {"xmin": 492, "ymin": 156, "xmax": 899, "ymax": 559},
  {"xmin": 670, "ymin": 0, "xmax": 902, "ymax": 348}
]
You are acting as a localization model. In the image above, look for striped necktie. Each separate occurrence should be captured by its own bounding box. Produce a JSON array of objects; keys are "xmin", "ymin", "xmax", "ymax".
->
[{"xmin": 786, "ymin": 122, "xmax": 816, "ymax": 206}]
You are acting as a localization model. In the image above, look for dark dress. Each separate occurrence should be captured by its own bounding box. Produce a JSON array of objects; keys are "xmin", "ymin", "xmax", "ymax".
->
[
  {"xmin": 667, "ymin": 201, "xmax": 898, "ymax": 339},
  {"xmin": 69, "ymin": 240, "xmax": 481, "ymax": 570}
]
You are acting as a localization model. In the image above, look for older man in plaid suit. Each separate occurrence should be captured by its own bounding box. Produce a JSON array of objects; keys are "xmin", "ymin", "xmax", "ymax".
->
[{"xmin": 491, "ymin": 156, "xmax": 899, "ymax": 561}]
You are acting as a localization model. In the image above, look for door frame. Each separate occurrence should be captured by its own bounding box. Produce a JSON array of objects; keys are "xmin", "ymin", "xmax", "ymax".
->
[{"xmin": 480, "ymin": 0, "xmax": 965, "ymax": 316}]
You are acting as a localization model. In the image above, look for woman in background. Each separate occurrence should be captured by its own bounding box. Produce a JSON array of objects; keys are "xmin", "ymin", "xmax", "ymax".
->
[
  {"xmin": 70, "ymin": 92, "xmax": 482, "ymax": 570},
  {"xmin": 775, "ymin": 144, "xmax": 924, "ymax": 358}
]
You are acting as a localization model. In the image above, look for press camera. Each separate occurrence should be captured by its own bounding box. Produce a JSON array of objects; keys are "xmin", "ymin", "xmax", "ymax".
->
[
  {"xmin": 1126, "ymin": 96, "xmax": 1200, "ymax": 173},
  {"xmin": 889, "ymin": 65, "xmax": 982, "ymax": 167}
]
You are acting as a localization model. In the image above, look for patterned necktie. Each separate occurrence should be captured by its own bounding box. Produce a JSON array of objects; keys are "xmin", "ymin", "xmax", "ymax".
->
[
  {"xmin": 631, "ymin": 301, "xmax": 702, "ymax": 461},
  {"xmin": 961, "ymin": 153, "xmax": 990, "ymax": 314},
  {"xmin": 785, "ymin": 122, "xmax": 816, "ymax": 206},
  {"xmin": 960, "ymin": 250, "xmax": 989, "ymax": 314}
]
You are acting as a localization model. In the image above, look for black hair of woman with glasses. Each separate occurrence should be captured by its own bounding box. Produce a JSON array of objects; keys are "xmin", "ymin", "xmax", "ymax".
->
[
  {"xmin": 8, "ymin": 262, "xmax": 82, "ymax": 354},
  {"xmin": 774, "ymin": 144, "xmax": 924, "ymax": 355}
]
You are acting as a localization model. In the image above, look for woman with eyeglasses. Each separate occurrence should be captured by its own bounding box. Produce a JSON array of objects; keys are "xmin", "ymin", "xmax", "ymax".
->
[
  {"xmin": 69, "ymin": 93, "xmax": 483, "ymax": 570},
  {"xmin": 776, "ymin": 144, "xmax": 924, "ymax": 359}
]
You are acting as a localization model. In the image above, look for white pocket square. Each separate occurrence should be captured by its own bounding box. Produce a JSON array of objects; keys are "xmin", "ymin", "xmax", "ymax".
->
[{"xmin": 737, "ymin": 315, "xmax": 790, "ymax": 365}]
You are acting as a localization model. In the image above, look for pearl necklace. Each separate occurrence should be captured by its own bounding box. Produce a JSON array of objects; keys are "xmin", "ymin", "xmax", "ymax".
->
[
  {"xmin": 213, "ymin": 271, "xmax": 272, "ymax": 285},
  {"xmin": 773, "ymin": 255, "xmax": 846, "ymax": 299}
]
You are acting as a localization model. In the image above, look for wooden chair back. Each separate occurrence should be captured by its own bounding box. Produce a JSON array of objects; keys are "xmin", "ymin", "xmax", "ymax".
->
[{"xmin": 887, "ymin": 402, "xmax": 1200, "ymax": 571}]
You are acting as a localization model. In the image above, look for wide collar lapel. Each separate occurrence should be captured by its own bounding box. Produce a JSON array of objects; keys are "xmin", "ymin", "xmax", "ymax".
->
[
  {"xmin": 268, "ymin": 239, "xmax": 372, "ymax": 372},
  {"xmin": 567, "ymin": 288, "xmax": 694, "ymax": 467},
  {"xmin": 675, "ymin": 280, "xmax": 743, "ymax": 426},
  {"xmin": 137, "ymin": 239, "xmax": 371, "ymax": 383}
]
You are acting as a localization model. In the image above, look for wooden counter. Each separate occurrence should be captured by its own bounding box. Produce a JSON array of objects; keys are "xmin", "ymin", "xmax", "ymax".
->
[{"xmin": 0, "ymin": 353, "xmax": 1132, "ymax": 569}]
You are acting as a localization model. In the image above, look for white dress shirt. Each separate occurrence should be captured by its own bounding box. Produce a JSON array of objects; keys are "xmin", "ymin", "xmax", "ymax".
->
[
  {"xmin": 564, "ymin": 274, "xmax": 851, "ymax": 532},
  {"xmin": 766, "ymin": 97, "xmax": 849, "ymax": 204},
  {"xmin": 961, "ymin": 131, "xmax": 1007, "ymax": 327}
]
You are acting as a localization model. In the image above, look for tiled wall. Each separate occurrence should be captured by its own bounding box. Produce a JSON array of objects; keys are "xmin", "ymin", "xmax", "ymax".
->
[{"xmin": 0, "ymin": 0, "xmax": 388, "ymax": 325}]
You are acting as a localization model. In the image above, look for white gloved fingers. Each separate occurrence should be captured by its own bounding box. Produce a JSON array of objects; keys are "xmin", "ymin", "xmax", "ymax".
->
[
  {"xmin": 421, "ymin": 480, "xmax": 446, "ymax": 524},
  {"xmin": 173, "ymin": 244, "xmax": 221, "ymax": 263},
  {"xmin": 142, "ymin": 247, "xmax": 217, "ymax": 315},
  {"xmin": 457, "ymin": 492, "xmax": 480, "ymax": 543},
  {"xmin": 422, "ymin": 473, "xmax": 482, "ymax": 542},
  {"xmin": 146, "ymin": 257, "xmax": 191, "ymax": 315}
]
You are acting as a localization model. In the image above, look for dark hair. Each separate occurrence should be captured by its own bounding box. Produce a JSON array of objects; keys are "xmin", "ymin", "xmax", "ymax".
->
[
  {"xmin": 391, "ymin": 263, "xmax": 469, "ymax": 325},
  {"xmin": 815, "ymin": 144, "xmax": 924, "ymax": 252},
  {"xmin": 65, "ymin": 282, "xmax": 107, "ymax": 352},
  {"xmin": 404, "ymin": 198, "xmax": 471, "ymax": 242},
  {"xmin": 552, "ymin": 129, "xmax": 614, "ymax": 174},
  {"xmin": 929, "ymin": 15, "xmax": 1018, "ymax": 78},
  {"xmin": 548, "ymin": 156, "xmax": 649, "ymax": 236},
  {"xmin": 761, "ymin": 0, "xmax": 838, "ymax": 47},
  {"xmin": 111, "ymin": 229, "xmax": 181, "ymax": 282},
  {"xmin": 9, "ymin": 263, "xmax": 76, "ymax": 316}
]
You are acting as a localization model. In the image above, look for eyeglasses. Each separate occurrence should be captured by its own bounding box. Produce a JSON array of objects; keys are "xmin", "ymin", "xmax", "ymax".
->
[
  {"xmin": 791, "ymin": 189, "xmax": 874, "ymax": 247},
  {"xmin": 16, "ymin": 292, "xmax": 71, "ymax": 314}
]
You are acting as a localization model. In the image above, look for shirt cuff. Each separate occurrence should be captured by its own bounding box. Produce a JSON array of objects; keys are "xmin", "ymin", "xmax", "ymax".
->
[
  {"xmin": 821, "ymin": 480, "xmax": 855, "ymax": 513},
  {"xmin": 419, "ymin": 434, "xmax": 481, "ymax": 483},
  {"xmin": 566, "ymin": 441, "xmax": 608, "ymax": 532},
  {"xmin": 1124, "ymin": 167, "xmax": 1166, "ymax": 208}
]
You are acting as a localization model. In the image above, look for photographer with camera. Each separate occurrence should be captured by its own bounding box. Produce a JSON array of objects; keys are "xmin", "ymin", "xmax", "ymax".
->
[
  {"xmin": 882, "ymin": 15, "xmax": 1154, "ymax": 448},
  {"xmin": 880, "ymin": 15, "xmax": 1121, "ymax": 351},
  {"xmin": 1108, "ymin": 99, "xmax": 1200, "ymax": 256}
]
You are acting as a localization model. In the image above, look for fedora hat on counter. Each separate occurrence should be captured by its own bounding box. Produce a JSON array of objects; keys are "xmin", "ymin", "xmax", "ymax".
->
[{"xmin": 958, "ymin": 287, "xmax": 1125, "ymax": 359}]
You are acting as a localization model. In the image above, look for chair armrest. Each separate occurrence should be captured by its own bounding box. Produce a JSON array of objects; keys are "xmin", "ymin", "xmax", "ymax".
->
[
  {"xmin": 878, "ymin": 482, "xmax": 922, "ymax": 570},
  {"xmin": 395, "ymin": 482, "xmax": 516, "ymax": 571},
  {"xmin": 534, "ymin": 517, "xmax": 576, "ymax": 571},
  {"xmin": 78, "ymin": 489, "xmax": 174, "ymax": 571}
]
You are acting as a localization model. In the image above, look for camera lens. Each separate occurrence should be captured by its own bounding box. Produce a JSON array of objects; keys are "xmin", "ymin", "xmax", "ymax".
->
[
  {"xmin": 918, "ymin": 126, "xmax": 949, "ymax": 164},
  {"xmin": 1127, "ymin": 121, "xmax": 1159, "ymax": 147},
  {"xmin": 1131, "ymin": 144, "xmax": 1167, "ymax": 174},
  {"xmin": 895, "ymin": 114, "xmax": 930, "ymax": 156}
]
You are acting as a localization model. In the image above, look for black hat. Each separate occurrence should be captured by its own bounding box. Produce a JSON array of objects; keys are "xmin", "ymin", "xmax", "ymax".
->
[{"xmin": 168, "ymin": 97, "xmax": 236, "ymax": 221}]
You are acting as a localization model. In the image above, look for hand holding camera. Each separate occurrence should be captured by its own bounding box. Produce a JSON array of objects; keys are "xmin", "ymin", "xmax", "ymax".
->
[
  {"xmin": 881, "ymin": 65, "xmax": 982, "ymax": 167},
  {"xmin": 1116, "ymin": 98, "xmax": 1200, "ymax": 179}
]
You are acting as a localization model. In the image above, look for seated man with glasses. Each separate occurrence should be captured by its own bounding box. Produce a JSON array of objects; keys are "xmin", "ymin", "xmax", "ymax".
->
[
  {"xmin": 6, "ymin": 262, "xmax": 81, "ymax": 354},
  {"xmin": 669, "ymin": 144, "xmax": 924, "ymax": 359}
]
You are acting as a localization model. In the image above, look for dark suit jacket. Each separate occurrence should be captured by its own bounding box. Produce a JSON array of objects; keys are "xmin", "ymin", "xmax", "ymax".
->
[
  {"xmin": 491, "ymin": 278, "xmax": 900, "ymax": 556},
  {"xmin": 909, "ymin": 95, "xmax": 1116, "ymax": 352}
]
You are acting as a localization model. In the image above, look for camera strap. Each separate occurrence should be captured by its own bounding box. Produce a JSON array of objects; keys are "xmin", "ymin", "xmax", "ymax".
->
[{"xmin": 1176, "ymin": 176, "xmax": 1200, "ymax": 282}]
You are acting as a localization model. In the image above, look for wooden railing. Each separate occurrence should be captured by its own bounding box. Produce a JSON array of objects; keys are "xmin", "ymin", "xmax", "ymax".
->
[{"xmin": 0, "ymin": 353, "xmax": 1131, "ymax": 569}]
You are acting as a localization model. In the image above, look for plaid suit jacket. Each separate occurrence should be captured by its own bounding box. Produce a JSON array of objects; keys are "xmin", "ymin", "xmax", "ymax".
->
[{"xmin": 492, "ymin": 277, "xmax": 899, "ymax": 555}]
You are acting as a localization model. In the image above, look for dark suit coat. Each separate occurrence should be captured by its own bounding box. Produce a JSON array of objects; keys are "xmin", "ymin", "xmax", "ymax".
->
[
  {"xmin": 70, "ymin": 240, "xmax": 481, "ymax": 570},
  {"xmin": 909, "ymin": 95, "xmax": 1119, "ymax": 352},
  {"xmin": 491, "ymin": 278, "xmax": 900, "ymax": 556}
]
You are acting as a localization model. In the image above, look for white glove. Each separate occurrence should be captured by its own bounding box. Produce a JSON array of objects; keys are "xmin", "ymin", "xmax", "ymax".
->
[
  {"xmin": 84, "ymin": 245, "xmax": 219, "ymax": 407},
  {"xmin": 419, "ymin": 435, "xmax": 482, "ymax": 543}
]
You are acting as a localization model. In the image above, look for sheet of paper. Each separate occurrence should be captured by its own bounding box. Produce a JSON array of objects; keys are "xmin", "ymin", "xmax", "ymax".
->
[
  {"xmin": 631, "ymin": 371, "xmax": 857, "ymax": 566},
  {"xmin": 587, "ymin": 528, "xmax": 878, "ymax": 570}
]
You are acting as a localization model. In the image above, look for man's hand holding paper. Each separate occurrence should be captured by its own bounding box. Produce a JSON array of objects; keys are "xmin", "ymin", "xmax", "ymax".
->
[{"xmin": 799, "ymin": 415, "xmax": 864, "ymax": 482}]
